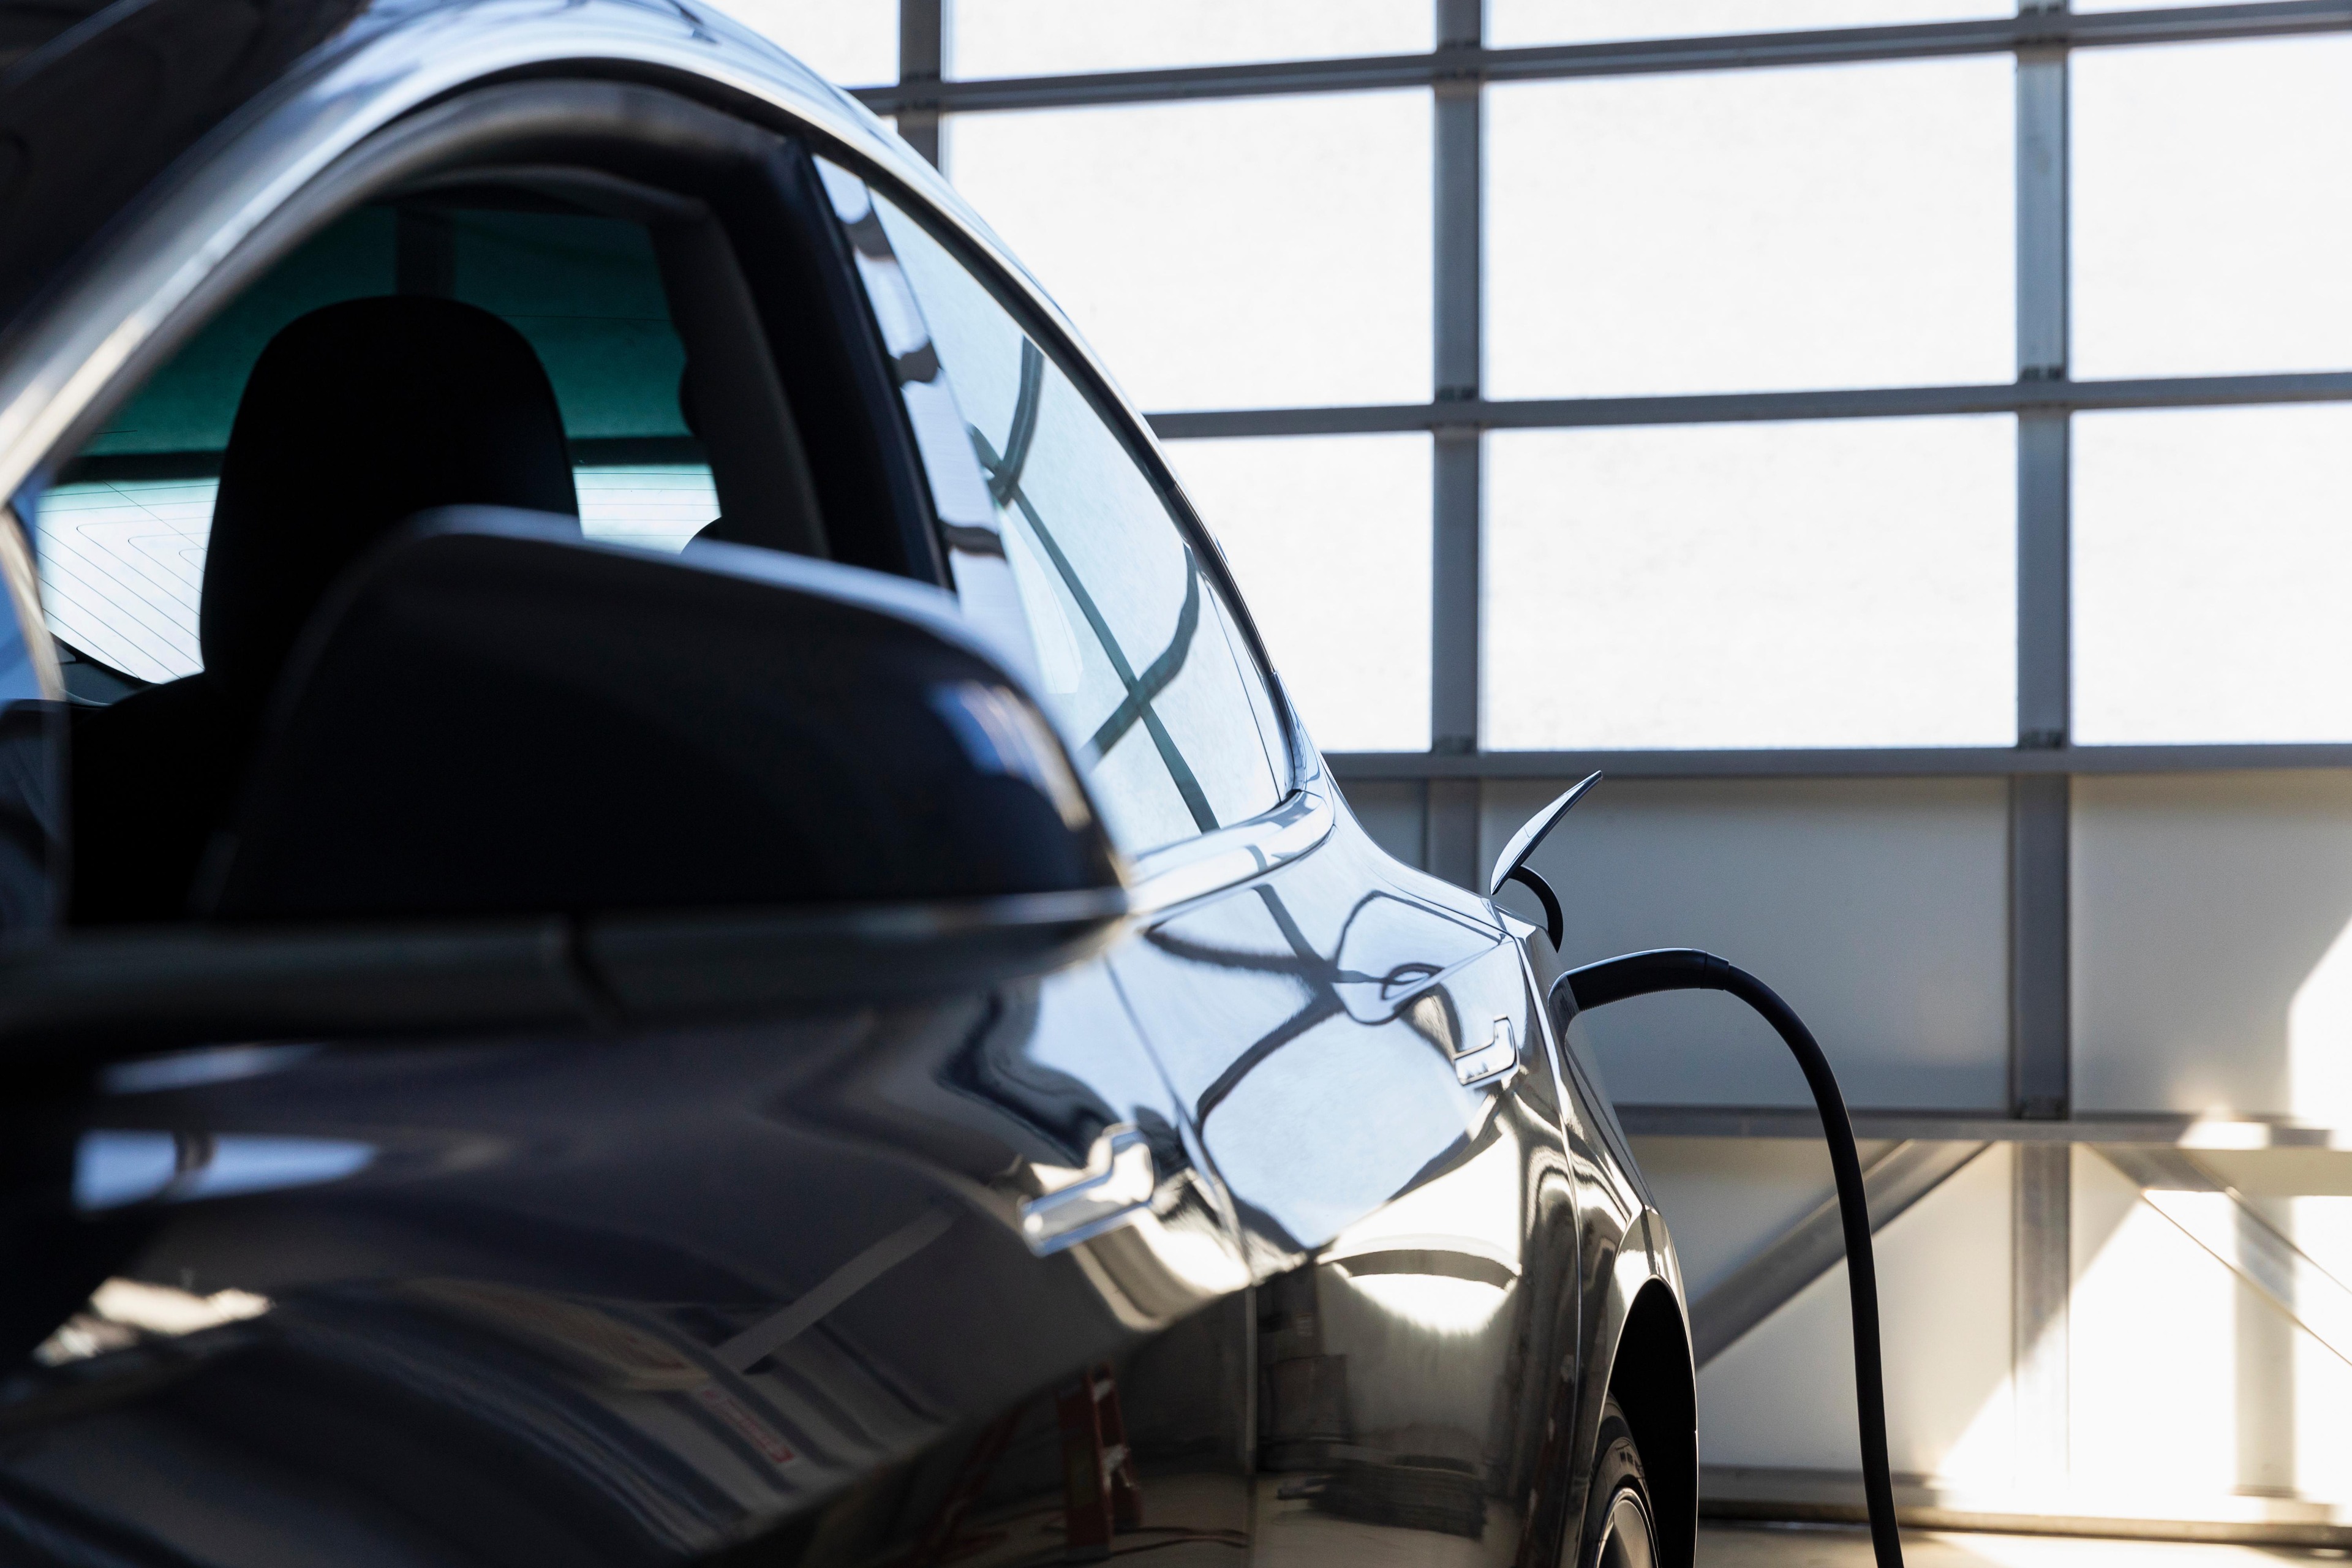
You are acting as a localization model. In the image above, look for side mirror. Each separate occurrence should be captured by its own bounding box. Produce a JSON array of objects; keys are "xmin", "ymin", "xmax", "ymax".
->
[
  {"xmin": 208, "ymin": 508, "xmax": 1120, "ymax": 919},
  {"xmin": 1487, "ymin": 771, "xmax": 1600, "ymax": 952},
  {"xmin": 4, "ymin": 510, "xmax": 1126, "ymax": 1058}
]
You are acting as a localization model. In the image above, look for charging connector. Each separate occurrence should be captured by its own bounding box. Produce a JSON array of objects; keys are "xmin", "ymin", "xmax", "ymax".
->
[{"xmin": 1553, "ymin": 948, "xmax": 1904, "ymax": 1568}]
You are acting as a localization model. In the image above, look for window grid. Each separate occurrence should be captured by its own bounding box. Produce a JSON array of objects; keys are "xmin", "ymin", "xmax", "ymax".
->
[
  {"xmin": 870, "ymin": 0, "xmax": 2352, "ymax": 791},
  {"xmin": 877, "ymin": 0, "xmax": 2351, "ymax": 1095}
]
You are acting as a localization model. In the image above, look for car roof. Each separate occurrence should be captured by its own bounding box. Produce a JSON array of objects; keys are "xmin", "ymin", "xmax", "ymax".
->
[{"xmin": 0, "ymin": 0, "xmax": 1140, "ymax": 519}]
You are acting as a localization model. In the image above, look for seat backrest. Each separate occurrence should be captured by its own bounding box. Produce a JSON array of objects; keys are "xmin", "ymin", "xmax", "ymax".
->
[{"xmin": 199, "ymin": 296, "xmax": 580, "ymax": 706}]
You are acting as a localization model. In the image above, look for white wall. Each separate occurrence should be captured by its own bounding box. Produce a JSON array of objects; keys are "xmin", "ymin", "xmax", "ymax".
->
[
  {"xmin": 2074, "ymin": 771, "xmax": 2352, "ymax": 1123},
  {"xmin": 1486, "ymin": 777, "xmax": 2011, "ymax": 1110},
  {"xmin": 1694, "ymin": 1142, "xmax": 2015, "ymax": 1483}
]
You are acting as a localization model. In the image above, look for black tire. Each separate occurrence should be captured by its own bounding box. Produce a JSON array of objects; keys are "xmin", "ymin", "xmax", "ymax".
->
[{"xmin": 1575, "ymin": 1396, "xmax": 1659, "ymax": 1568}]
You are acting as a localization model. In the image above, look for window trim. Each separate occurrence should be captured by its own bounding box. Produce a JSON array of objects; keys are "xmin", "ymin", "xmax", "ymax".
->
[{"xmin": 798, "ymin": 137, "xmax": 1314, "ymax": 799}]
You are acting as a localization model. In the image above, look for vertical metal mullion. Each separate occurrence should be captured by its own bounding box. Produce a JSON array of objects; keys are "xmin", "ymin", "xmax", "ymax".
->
[
  {"xmin": 899, "ymin": 0, "xmax": 944, "ymax": 168},
  {"xmin": 2013, "ymin": 30, "xmax": 2070, "ymax": 1117},
  {"xmin": 2013, "ymin": 1139, "xmax": 2072, "ymax": 1488},
  {"xmin": 1426, "ymin": 0, "xmax": 1483, "ymax": 886},
  {"xmin": 2012, "ymin": 8, "xmax": 2073, "ymax": 1497}
]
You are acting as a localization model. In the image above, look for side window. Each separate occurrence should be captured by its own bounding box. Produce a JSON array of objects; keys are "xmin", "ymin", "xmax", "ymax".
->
[
  {"xmin": 35, "ymin": 205, "xmax": 717, "ymax": 691},
  {"xmin": 824, "ymin": 168, "xmax": 1290, "ymax": 856}
]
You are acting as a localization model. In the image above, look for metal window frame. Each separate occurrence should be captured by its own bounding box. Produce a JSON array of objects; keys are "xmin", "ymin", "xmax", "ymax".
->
[{"xmin": 862, "ymin": 0, "xmax": 2352, "ymax": 796}]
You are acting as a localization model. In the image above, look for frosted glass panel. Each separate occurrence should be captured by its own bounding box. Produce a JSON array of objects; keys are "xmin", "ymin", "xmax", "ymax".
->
[
  {"xmin": 2073, "ymin": 773, "xmax": 2352, "ymax": 1120},
  {"xmin": 2074, "ymin": 38, "xmax": 2352, "ymax": 380},
  {"xmin": 2074, "ymin": 405, "xmax": 2352, "ymax": 745},
  {"xmin": 1167, "ymin": 435, "xmax": 1431, "ymax": 753},
  {"xmin": 1490, "ymin": 0, "xmax": 2005, "ymax": 46},
  {"xmin": 953, "ymin": 0, "xmax": 1430, "ymax": 78},
  {"xmin": 576, "ymin": 466, "xmax": 719, "ymax": 554},
  {"xmin": 946, "ymin": 93, "xmax": 1430, "ymax": 412},
  {"xmin": 34, "ymin": 466, "xmax": 722, "ymax": 686},
  {"xmin": 36, "ymin": 480, "xmax": 209, "ymax": 684},
  {"xmin": 704, "ymin": 0, "xmax": 897, "ymax": 86},
  {"xmin": 1488, "ymin": 58, "xmax": 2012, "ymax": 398},
  {"xmin": 1487, "ymin": 776, "xmax": 2011, "ymax": 1109},
  {"xmin": 1485, "ymin": 417, "xmax": 2015, "ymax": 750}
]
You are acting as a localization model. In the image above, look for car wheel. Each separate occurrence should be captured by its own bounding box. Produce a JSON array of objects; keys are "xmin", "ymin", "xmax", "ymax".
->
[{"xmin": 1575, "ymin": 1395, "xmax": 1658, "ymax": 1568}]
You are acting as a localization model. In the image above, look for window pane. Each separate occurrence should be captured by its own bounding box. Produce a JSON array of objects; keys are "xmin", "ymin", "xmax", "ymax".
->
[
  {"xmin": 945, "ymin": 92, "xmax": 1430, "ymax": 412},
  {"xmin": 704, "ymin": 0, "xmax": 896, "ymax": 86},
  {"xmin": 1490, "ymin": 0, "xmax": 2005, "ymax": 47},
  {"xmin": 576, "ymin": 466, "xmax": 720, "ymax": 554},
  {"xmin": 34, "ymin": 479, "xmax": 209, "ymax": 685},
  {"xmin": 1488, "ymin": 58, "xmax": 2012, "ymax": 398},
  {"xmin": 952, "ymin": 0, "xmax": 1429, "ymax": 78},
  {"xmin": 33, "ymin": 465, "xmax": 722, "ymax": 686},
  {"xmin": 2073, "ymin": 37, "xmax": 2352, "ymax": 380},
  {"xmin": 1167, "ymin": 435, "xmax": 1431, "ymax": 753},
  {"xmin": 859, "ymin": 189, "xmax": 1289, "ymax": 853},
  {"xmin": 1485, "ymin": 417, "xmax": 2015, "ymax": 749},
  {"xmin": 2075, "ymin": 405, "xmax": 2352, "ymax": 745}
]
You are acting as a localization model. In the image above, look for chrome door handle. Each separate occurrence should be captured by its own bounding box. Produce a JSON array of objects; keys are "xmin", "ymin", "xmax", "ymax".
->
[
  {"xmin": 1453, "ymin": 1018, "xmax": 1520, "ymax": 1090},
  {"xmin": 1020, "ymin": 1125, "xmax": 1156, "ymax": 1256}
]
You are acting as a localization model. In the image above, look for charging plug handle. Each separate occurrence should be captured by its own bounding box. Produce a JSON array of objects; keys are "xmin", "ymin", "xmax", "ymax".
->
[{"xmin": 1553, "ymin": 948, "xmax": 1904, "ymax": 1568}]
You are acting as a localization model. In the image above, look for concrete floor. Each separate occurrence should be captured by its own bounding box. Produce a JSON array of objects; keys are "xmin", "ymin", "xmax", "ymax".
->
[{"xmin": 1698, "ymin": 1524, "xmax": 2349, "ymax": 1566}]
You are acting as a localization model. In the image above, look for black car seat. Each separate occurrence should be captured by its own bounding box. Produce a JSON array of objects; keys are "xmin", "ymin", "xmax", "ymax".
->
[{"xmin": 69, "ymin": 296, "xmax": 579, "ymax": 923}]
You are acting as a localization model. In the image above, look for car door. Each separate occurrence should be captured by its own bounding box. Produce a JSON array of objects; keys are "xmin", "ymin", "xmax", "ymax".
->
[
  {"xmin": 836, "ymin": 172, "xmax": 1589, "ymax": 1568},
  {"xmin": 1116, "ymin": 821, "xmax": 1588, "ymax": 1568},
  {"xmin": 0, "ymin": 88, "xmax": 1260, "ymax": 1568}
]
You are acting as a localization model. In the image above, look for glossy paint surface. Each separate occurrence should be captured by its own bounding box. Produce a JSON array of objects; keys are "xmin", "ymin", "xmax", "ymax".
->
[{"xmin": 0, "ymin": 2, "xmax": 1691, "ymax": 1564}]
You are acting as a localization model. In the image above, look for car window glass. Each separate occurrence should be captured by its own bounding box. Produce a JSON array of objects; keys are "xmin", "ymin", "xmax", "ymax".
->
[
  {"xmin": 36, "ymin": 205, "xmax": 718, "ymax": 691},
  {"xmin": 830, "ymin": 174, "xmax": 1288, "ymax": 855}
]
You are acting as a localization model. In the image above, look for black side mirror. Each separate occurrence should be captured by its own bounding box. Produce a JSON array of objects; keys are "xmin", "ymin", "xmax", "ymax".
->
[
  {"xmin": 206, "ymin": 508, "xmax": 1120, "ymax": 919},
  {"xmin": 0, "ymin": 511, "xmax": 1126, "ymax": 1059}
]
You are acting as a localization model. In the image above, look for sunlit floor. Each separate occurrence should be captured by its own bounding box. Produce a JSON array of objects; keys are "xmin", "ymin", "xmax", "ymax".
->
[{"xmin": 1700, "ymin": 1523, "xmax": 2349, "ymax": 1566}]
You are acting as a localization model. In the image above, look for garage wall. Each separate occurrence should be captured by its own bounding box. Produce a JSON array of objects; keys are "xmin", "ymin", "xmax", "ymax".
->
[
  {"xmin": 2074, "ymin": 771, "xmax": 2352, "ymax": 1123},
  {"xmin": 1487, "ymin": 777, "xmax": 2011, "ymax": 1110}
]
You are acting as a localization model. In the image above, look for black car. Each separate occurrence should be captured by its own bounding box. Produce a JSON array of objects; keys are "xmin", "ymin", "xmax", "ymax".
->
[{"xmin": 0, "ymin": 4, "xmax": 1694, "ymax": 1566}]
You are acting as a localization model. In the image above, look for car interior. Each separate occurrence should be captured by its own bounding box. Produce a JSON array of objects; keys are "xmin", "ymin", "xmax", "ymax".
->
[{"xmin": 45, "ymin": 122, "xmax": 939, "ymax": 926}]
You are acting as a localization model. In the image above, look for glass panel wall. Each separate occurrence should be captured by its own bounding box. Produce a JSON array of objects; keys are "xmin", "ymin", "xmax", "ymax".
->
[
  {"xmin": 706, "ymin": 0, "xmax": 897, "ymax": 86},
  {"xmin": 945, "ymin": 93, "xmax": 1431, "ymax": 413},
  {"xmin": 1489, "ymin": 0, "xmax": 2008, "ymax": 47},
  {"xmin": 1485, "ymin": 418, "xmax": 2016, "ymax": 749},
  {"xmin": 951, "ymin": 0, "xmax": 1430, "ymax": 77},
  {"xmin": 1169, "ymin": 435, "xmax": 1433, "ymax": 753},
  {"xmin": 2075, "ymin": 404, "xmax": 2352, "ymax": 745},
  {"xmin": 2073, "ymin": 36, "xmax": 2352, "ymax": 380},
  {"xmin": 1488, "ymin": 57, "xmax": 2013, "ymax": 399}
]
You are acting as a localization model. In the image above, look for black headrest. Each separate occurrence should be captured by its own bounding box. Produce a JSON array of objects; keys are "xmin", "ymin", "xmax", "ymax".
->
[{"xmin": 200, "ymin": 297, "xmax": 579, "ymax": 701}]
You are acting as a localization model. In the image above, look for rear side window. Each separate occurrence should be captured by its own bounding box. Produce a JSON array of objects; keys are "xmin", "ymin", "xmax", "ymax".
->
[
  {"xmin": 824, "ymin": 170, "xmax": 1289, "ymax": 857},
  {"xmin": 37, "ymin": 206, "xmax": 715, "ymax": 688}
]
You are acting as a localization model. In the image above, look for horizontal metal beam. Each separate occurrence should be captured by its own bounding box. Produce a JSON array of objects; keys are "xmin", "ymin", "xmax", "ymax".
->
[
  {"xmin": 854, "ymin": 2, "xmax": 2352, "ymax": 114},
  {"xmin": 1326, "ymin": 742, "xmax": 2352, "ymax": 782},
  {"xmin": 1689, "ymin": 1140, "xmax": 1987, "ymax": 1366},
  {"xmin": 1619, "ymin": 1104, "xmax": 2352, "ymax": 1148},
  {"xmin": 1147, "ymin": 372, "xmax": 2352, "ymax": 441}
]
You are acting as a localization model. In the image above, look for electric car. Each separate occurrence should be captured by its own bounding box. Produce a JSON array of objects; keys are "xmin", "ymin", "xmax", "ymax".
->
[{"xmin": 0, "ymin": 2, "xmax": 1696, "ymax": 1564}]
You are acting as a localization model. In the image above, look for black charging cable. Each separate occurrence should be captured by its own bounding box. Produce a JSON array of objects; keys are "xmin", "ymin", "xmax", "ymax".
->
[{"xmin": 1553, "ymin": 948, "xmax": 1904, "ymax": 1568}]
